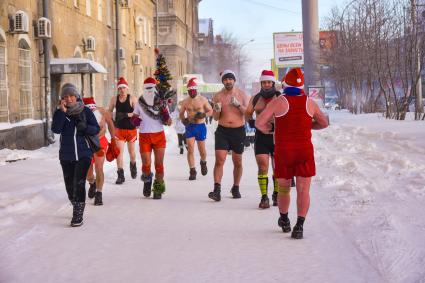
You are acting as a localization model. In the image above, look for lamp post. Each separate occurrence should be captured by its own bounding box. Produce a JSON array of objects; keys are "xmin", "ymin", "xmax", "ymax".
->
[{"xmin": 237, "ymin": 39, "xmax": 254, "ymax": 89}]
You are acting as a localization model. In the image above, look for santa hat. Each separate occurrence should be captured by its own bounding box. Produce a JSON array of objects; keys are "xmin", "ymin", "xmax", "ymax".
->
[
  {"xmin": 259, "ymin": 70, "xmax": 276, "ymax": 82},
  {"xmin": 143, "ymin": 77, "xmax": 157, "ymax": 88},
  {"xmin": 117, "ymin": 77, "xmax": 128, "ymax": 89},
  {"xmin": 283, "ymin": 68, "xmax": 304, "ymax": 89},
  {"xmin": 220, "ymin": 69, "xmax": 236, "ymax": 82},
  {"xmin": 83, "ymin": 97, "xmax": 97, "ymax": 110},
  {"xmin": 187, "ymin": 78, "xmax": 197, "ymax": 90}
]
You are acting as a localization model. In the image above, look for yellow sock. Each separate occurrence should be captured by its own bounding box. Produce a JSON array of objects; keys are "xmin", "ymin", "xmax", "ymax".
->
[
  {"xmin": 273, "ymin": 175, "xmax": 279, "ymax": 193},
  {"xmin": 257, "ymin": 174, "xmax": 268, "ymax": 196}
]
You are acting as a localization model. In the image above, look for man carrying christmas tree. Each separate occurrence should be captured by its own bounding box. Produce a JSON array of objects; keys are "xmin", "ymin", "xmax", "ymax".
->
[{"xmin": 179, "ymin": 78, "xmax": 213, "ymax": 180}]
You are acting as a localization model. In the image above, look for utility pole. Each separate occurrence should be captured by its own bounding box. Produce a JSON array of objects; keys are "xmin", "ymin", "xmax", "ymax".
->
[
  {"xmin": 301, "ymin": 0, "xmax": 321, "ymax": 91},
  {"xmin": 43, "ymin": 0, "xmax": 54, "ymax": 144},
  {"xmin": 156, "ymin": 0, "xmax": 159, "ymax": 49},
  {"xmin": 115, "ymin": 0, "xmax": 121, "ymax": 80},
  {"xmin": 412, "ymin": 0, "xmax": 424, "ymax": 119}
]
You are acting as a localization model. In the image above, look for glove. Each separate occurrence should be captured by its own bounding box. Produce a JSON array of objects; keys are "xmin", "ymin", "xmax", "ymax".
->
[
  {"xmin": 182, "ymin": 118, "xmax": 190, "ymax": 126},
  {"xmin": 115, "ymin": 112, "xmax": 128, "ymax": 122},
  {"xmin": 130, "ymin": 116, "xmax": 142, "ymax": 127},
  {"xmin": 230, "ymin": 96, "xmax": 241, "ymax": 108},
  {"xmin": 213, "ymin": 102, "xmax": 222, "ymax": 112},
  {"xmin": 248, "ymin": 119, "xmax": 256, "ymax": 129},
  {"xmin": 159, "ymin": 106, "xmax": 171, "ymax": 125},
  {"xmin": 194, "ymin": 112, "xmax": 206, "ymax": 119}
]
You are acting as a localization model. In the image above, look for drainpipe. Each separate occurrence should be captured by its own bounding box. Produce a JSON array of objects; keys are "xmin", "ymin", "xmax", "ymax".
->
[
  {"xmin": 43, "ymin": 0, "xmax": 54, "ymax": 144},
  {"xmin": 115, "ymin": 0, "xmax": 121, "ymax": 80}
]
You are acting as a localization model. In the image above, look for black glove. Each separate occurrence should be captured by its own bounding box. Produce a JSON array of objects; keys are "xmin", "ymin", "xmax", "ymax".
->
[
  {"xmin": 182, "ymin": 118, "xmax": 190, "ymax": 126},
  {"xmin": 248, "ymin": 119, "xmax": 256, "ymax": 129},
  {"xmin": 194, "ymin": 112, "xmax": 206, "ymax": 119},
  {"xmin": 115, "ymin": 112, "xmax": 128, "ymax": 122}
]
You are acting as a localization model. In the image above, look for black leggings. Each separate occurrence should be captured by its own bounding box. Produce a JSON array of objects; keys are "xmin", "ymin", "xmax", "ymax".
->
[{"xmin": 60, "ymin": 157, "xmax": 92, "ymax": 202}]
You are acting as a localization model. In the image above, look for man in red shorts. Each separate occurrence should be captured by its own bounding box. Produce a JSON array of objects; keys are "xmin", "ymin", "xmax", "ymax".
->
[
  {"xmin": 83, "ymin": 97, "xmax": 115, "ymax": 205},
  {"xmin": 256, "ymin": 68, "xmax": 328, "ymax": 239}
]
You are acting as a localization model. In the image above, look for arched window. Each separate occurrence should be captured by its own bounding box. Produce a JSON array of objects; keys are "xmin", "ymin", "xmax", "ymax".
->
[
  {"xmin": 0, "ymin": 29, "xmax": 8, "ymax": 122},
  {"xmin": 18, "ymin": 38, "xmax": 32, "ymax": 119},
  {"xmin": 135, "ymin": 16, "xmax": 144, "ymax": 47}
]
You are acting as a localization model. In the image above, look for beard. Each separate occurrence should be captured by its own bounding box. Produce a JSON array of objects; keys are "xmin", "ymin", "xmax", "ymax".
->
[{"xmin": 224, "ymin": 83, "xmax": 234, "ymax": 91}]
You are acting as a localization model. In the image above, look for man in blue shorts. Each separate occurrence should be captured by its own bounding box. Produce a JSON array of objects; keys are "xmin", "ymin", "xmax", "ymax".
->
[{"xmin": 179, "ymin": 78, "xmax": 213, "ymax": 180}]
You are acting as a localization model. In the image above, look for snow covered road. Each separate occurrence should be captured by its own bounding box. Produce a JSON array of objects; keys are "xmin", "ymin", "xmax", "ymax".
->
[{"xmin": 0, "ymin": 111, "xmax": 423, "ymax": 283}]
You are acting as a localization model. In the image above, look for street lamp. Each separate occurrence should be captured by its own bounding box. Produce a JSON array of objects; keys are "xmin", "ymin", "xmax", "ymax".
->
[{"xmin": 237, "ymin": 38, "xmax": 255, "ymax": 88}]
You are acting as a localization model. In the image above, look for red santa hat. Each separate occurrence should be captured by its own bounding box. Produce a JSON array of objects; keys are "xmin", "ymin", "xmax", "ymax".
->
[
  {"xmin": 283, "ymin": 68, "xmax": 304, "ymax": 89},
  {"xmin": 117, "ymin": 77, "xmax": 128, "ymax": 89},
  {"xmin": 187, "ymin": 78, "xmax": 197, "ymax": 90},
  {"xmin": 143, "ymin": 77, "xmax": 157, "ymax": 88},
  {"xmin": 259, "ymin": 70, "xmax": 276, "ymax": 82},
  {"xmin": 83, "ymin": 97, "xmax": 97, "ymax": 110}
]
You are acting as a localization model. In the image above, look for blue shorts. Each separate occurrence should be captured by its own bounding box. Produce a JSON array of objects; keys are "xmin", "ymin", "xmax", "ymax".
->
[{"xmin": 185, "ymin": 123, "xmax": 207, "ymax": 141}]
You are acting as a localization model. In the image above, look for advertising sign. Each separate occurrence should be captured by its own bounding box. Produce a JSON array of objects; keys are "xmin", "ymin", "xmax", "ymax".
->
[{"xmin": 273, "ymin": 32, "xmax": 304, "ymax": 67}]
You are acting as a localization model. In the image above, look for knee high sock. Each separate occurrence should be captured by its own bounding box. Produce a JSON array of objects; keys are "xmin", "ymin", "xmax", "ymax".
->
[
  {"xmin": 257, "ymin": 174, "xmax": 268, "ymax": 196},
  {"xmin": 273, "ymin": 175, "xmax": 279, "ymax": 193}
]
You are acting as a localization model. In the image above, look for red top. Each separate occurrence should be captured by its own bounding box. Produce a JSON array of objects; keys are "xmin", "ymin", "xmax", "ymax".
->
[{"xmin": 274, "ymin": 94, "xmax": 313, "ymax": 148}]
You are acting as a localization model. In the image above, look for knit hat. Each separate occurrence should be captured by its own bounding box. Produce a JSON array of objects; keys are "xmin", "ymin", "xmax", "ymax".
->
[
  {"xmin": 283, "ymin": 68, "xmax": 304, "ymax": 89},
  {"xmin": 83, "ymin": 97, "xmax": 97, "ymax": 110},
  {"xmin": 143, "ymin": 77, "xmax": 157, "ymax": 88},
  {"xmin": 221, "ymin": 70, "xmax": 236, "ymax": 82},
  {"xmin": 259, "ymin": 70, "xmax": 276, "ymax": 82},
  {"xmin": 60, "ymin": 83, "xmax": 80, "ymax": 99},
  {"xmin": 117, "ymin": 77, "xmax": 128, "ymax": 89},
  {"xmin": 187, "ymin": 78, "xmax": 197, "ymax": 90}
]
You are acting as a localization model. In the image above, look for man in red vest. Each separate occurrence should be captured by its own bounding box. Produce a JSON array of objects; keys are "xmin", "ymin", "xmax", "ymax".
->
[{"xmin": 256, "ymin": 68, "xmax": 328, "ymax": 239}]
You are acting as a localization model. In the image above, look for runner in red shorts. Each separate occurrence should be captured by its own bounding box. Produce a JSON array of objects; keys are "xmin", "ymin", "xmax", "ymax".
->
[
  {"xmin": 256, "ymin": 68, "xmax": 328, "ymax": 239},
  {"xmin": 83, "ymin": 97, "xmax": 115, "ymax": 205}
]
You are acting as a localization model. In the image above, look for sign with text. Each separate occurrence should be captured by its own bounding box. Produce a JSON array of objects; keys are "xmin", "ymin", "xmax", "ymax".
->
[{"xmin": 274, "ymin": 32, "xmax": 304, "ymax": 67}]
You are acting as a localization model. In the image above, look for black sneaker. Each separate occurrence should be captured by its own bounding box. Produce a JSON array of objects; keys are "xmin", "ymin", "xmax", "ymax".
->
[
  {"xmin": 189, "ymin": 168, "xmax": 197, "ymax": 180},
  {"xmin": 208, "ymin": 184, "xmax": 221, "ymax": 201},
  {"xmin": 200, "ymin": 160, "xmax": 208, "ymax": 176},
  {"xmin": 88, "ymin": 182, "xmax": 96, "ymax": 199},
  {"xmin": 179, "ymin": 147, "xmax": 184, "ymax": 155},
  {"xmin": 259, "ymin": 194, "xmax": 270, "ymax": 209},
  {"xmin": 291, "ymin": 224, "xmax": 303, "ymax": 239},
  {"xmin": 141, "ymin": 173, "xmax": 153, "ymax": 197},
  {"xmin": 115, "ymin": 168, "xmax": 125, "ymax": 185},
  {"xmin": 272, "ymin": 191, "xmax": 278, "ymax": 206},
  {"xmin": 94, "ymin": 191, "xmax": 103, "ymax": 206},
  {"xmin": 130, "ymin": 162, "xmax": 137, "ymax": 179},
  {"xmin": 278, "ymin": 217, "xmax": 291, "ymax": 233},
  {"xmin": 230, "ymin": 186, "xmax": 241, "ymax": 199}
]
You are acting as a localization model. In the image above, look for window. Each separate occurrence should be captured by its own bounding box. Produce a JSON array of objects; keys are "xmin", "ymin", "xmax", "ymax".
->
[
  {"xmin": 106, "ymin": 0, "xmax": 112, "ymax": 27},
  {"xmin": 148, "ymin": 20, "xmax": 151, "ymax": 48},
  {"xmin": 18, "ymin": 39, "xmax": 32, "ymax": 120},
  {"xmin": 168, "ymin": 0, "xmax": 173, "ymax": 9},
  {"xmin": 121, "ymin": 9, "xmax": 127, "ymax": 35},
  {"xmin": 0, "ymin": 32, "xmax": 7, "ymax": 122},
  {"xmin": 97, "ymin": 0, "xmax": 103, "ymax": 21},
  {"xmin": 143, "ymin": 17, "xmax": 147, "ymax": 44},
  {"xmin": 86, "ymin": 0, "xmax": 91, "ymax": 16}
]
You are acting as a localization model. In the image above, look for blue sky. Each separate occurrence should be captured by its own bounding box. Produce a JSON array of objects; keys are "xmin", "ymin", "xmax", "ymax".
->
[{"xmin": 198, "ymin": 0, "xmax": 345, "ymax": 81}]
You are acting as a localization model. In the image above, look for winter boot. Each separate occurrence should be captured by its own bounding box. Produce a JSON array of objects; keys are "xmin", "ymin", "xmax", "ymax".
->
[
  {"xmin": 259, "ymin": 195, "xmax": 270, "ymax": 209},
  {"xmin": 94, "ymin": 191, "xmax": 103, "ymax": 206},
  {"xmin": 200, "ymin": 160, "xmax": 208, "ymax": 176},
  {"xmin": 278, "ymin": 216, "xmax": 291, "ymax": 233},
  {"xmin": 189, "ymin": 168, "xmax": 197, "ymax": 180},
  {"xmin": 272, "ymin": 191, "xmax": 278, "ymax": 206},
  {"xmin": 130, "ymin": 162, "xmax": 137, "ymax": 179},
  {"xmin": 88, "ymin": 182, "xmax": 96, "ymax": 199},
  {"xmin": 115, "ymin": 168, "xmax": 125, "ymax": 185},
  {"xmin": 208, "ymin": 183, "xmax": 221, "ymax": 202},
  {"xmin": 291, "ymin": 224, "xmax": 303, "ymax": 239},
  {"xmin": 152, "ymin": 180, "xmax": 166, "ymax": 199},
  {"xmin": 141, "ymin": 173, "xmax": 153, "ymax": 197},
  {"xmin": 70, "ymin": 202, "xmax": 85, "ymax": 227},
  {"xmin": 230, "ymin": 185, "xmax": 241, "ymax": 199}
]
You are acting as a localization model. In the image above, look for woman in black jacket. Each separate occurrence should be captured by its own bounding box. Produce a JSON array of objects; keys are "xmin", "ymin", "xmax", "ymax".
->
[{"xmin": 52, "ymin": 83, "xmax": 100, "ymax": 227}]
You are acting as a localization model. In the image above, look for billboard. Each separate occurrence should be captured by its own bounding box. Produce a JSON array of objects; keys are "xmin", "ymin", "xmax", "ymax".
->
[{"xmin": 273, "ymin": 32, "xmax": 304, "ymax": 67}]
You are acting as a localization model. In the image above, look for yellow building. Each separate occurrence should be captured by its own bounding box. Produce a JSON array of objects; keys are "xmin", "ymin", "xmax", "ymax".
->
[{"xmin": 0, "ymin": 0, "xmax": 157, "ymax": 149}]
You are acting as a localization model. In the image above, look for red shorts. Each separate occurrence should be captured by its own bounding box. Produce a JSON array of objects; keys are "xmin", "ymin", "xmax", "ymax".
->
[
  {"xmin": 139, "ymin": 131, "xmax": 166, "ymax": 153},
  {"xmin": 115, "ymin": 128, "xmax": 137, "ymax": 143},
  {"xmin": 274, "ymin": 145, "xmax": 316, "ymax": 179},
  {"xmin": 91, "ymin": 136, "xmax": 109, "ymax": 165}
]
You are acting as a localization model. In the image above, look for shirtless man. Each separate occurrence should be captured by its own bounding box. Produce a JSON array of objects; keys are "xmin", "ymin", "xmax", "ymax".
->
[
  {"xmin": 179, "ymin": 78, "xmax": 213, "ymax": 180},
  {"xmin": 108, "ymin": 77, "xmax": 139, "ymax": 184},
  {"xmin": 208, "ymin": 70, "xmax": 249, "ymax": 201},
  {"xmin": 83, "ymin": 97, "xmax": 115, "ymax": 205}
]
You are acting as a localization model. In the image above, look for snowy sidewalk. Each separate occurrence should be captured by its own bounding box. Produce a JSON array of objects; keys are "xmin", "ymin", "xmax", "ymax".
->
[{"xmin": 1, "ymin": 112, "xmax": 424, "ymax": 283}]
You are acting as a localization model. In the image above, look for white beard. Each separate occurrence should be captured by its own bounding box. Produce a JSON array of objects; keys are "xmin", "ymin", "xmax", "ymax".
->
[{"xmin": 143, "ymin": 88, "xmax": 156, "ymax": 106}]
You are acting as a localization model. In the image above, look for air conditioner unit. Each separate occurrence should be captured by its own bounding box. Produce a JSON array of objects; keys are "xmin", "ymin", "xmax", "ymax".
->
[
  {"xmin": 132, "ymin": 54, "xmax": 141, "ymax": 65},
  {"xmin": 119, "ymin": 48, "xmax": 125, "ymax": 60},
  {"xmin": 15, "ymin": 10, "xmax": 29, "ymax": 33},
  {"xmin": 85, "ymin": 36, "xmax": 96, "ymax": 52},
  {"xmin": 37, "ymin": 17, "xmax": 51, "ymax": 38},
  {"xmin": 120, "ymin": 0, "xmax": 133, "ymax": 8},
  {"xmin": 135, "ymin": 40, "xmax": 143, "ymax": 50}
]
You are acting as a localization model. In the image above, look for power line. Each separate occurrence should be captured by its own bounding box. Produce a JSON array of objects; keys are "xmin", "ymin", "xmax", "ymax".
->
[{"xmin": 243, "ymin": 0, "xmax": 300, "ymax": 14}]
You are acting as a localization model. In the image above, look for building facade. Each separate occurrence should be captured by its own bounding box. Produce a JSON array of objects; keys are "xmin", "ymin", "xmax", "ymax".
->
[{"xmin": 0, "ymin": 0, "xmax": 157, "ymax": 149}]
